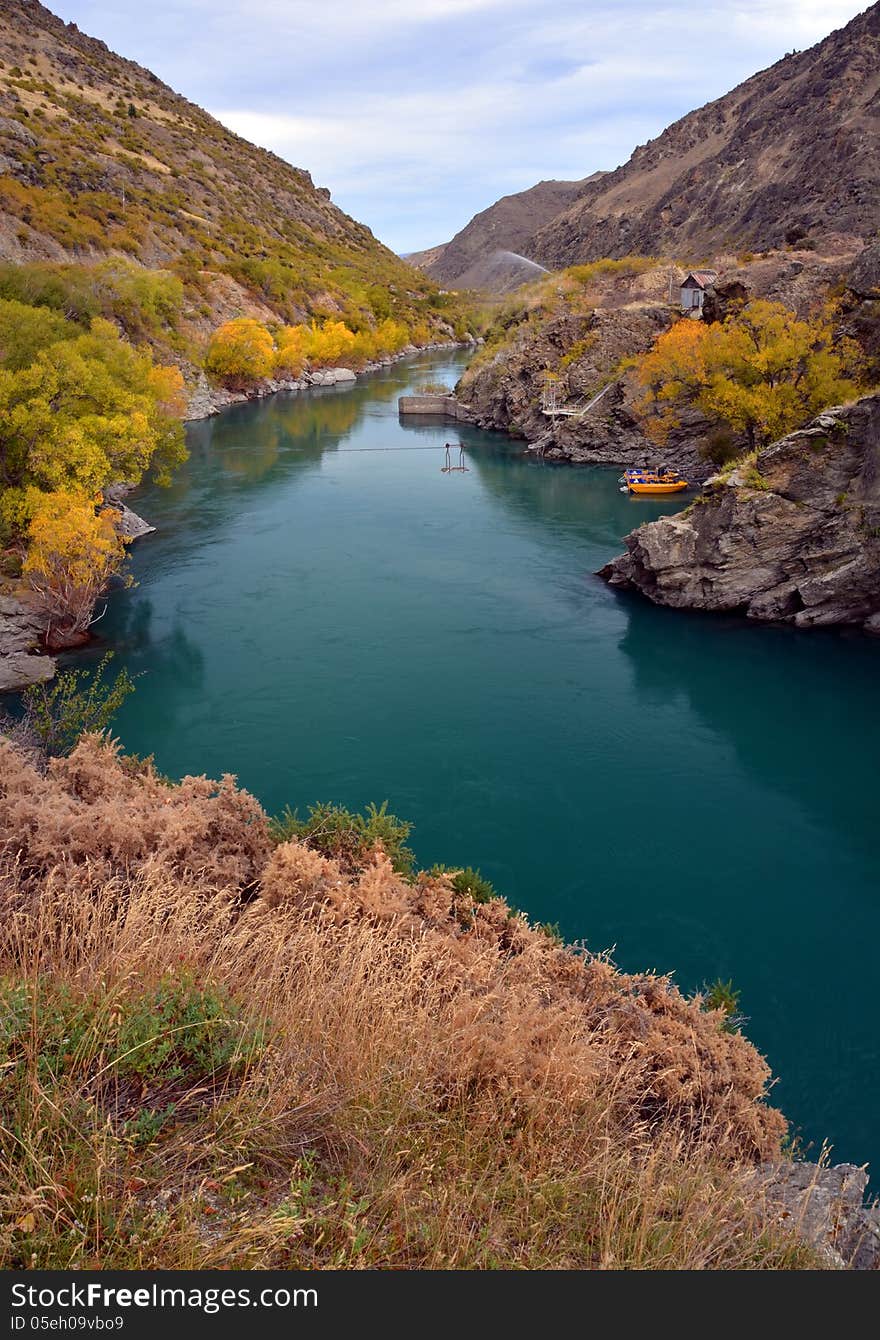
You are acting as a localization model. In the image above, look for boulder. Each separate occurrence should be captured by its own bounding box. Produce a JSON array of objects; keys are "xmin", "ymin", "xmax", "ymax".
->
[
  {"xmin": 762, "ymin": 1161, "xmax": 880, "ymax": 1269},
  {"xmin": 115, "ymin": 504, "xmax": 155, "ymax": 540},
  {"xmin": 0, "ymin": 116, "xmax": 37, "ymax": 147},
  {"xmin": 848, "ymin": 242, "xmax": 880, "ymax": 299},
  {"xmin": 0, "ymin": 593, "xmax": 55, "ymax": 691},
  {"xmin": 306, "ymin": 368, "xmax": 356, "ymax": 386},
  {"xmin": 0, "ymin": 652, "xmax": 56, "ymax": 693}
]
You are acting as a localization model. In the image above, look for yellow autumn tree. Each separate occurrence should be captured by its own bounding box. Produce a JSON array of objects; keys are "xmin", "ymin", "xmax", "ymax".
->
[
  {"xmin": 375, "ymin": 317, "xmax": 410, "ymax": 355},
  {"xmin": 304, "ymin": 320, "xmax": 357, "ymax": 368},
  {"xmin": 636, "ymin": 301, "xmax": 866, "ymax": 452},
  {"xmin": 0, "ymin": 317, "xmax": 186, "ymax": 537},
  {"xmin": 23, "ymin": 489, "xmax": 128, "ymax": 641},
  {"xmin": 205, "ymin": 318, "xmax": 275, "ymax": 389},
  {"xmin": 273, "ymin": 324, "xmax": 308, "ymax": 378}
]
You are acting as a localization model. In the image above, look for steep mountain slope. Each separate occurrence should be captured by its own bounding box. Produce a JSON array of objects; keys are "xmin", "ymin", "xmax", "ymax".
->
[
  {"xmin": 531, "ymin": 4, "xmax": 880, "ymax": 267},
  {"xmin": 411, "ymin": 5, "xmax": 879, "ymax": 291},
  {"xmin": 0, "ymin": 0, "xmax": 444, "ymax": 330},
  {"xmin": 408, "ymin": 175, "xmax": 599, "ymax": 289}
]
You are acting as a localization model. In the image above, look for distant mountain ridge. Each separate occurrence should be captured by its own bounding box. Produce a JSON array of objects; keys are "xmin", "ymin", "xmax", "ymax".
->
[
  {"xmin": 407, "ymin": 175, "xmax": 599, "ymax": 288},
  {"xmin": 412, "ymin": 4, "xmax": 880, "ymax": 290}
]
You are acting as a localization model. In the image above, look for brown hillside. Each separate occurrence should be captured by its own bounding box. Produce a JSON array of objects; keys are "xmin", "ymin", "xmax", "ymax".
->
[
  {"xmin": 0, "ymin": 0, "xmax": 441, "ymax": 328},
  {"xmin": 531, "ymin": 4, "xmax": 880, "ymax": 266},
  {"xmin": 409, "ymin": 175, "xmax": 600, "ymax": 289}
]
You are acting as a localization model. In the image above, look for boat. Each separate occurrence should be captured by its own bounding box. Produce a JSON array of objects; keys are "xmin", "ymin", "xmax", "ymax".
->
[{"xmin": 618, "ymin": 467, "xmax": 689, "ymax": 496}]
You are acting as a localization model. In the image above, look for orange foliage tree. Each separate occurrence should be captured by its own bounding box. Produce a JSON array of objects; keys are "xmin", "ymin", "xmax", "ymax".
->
[
  {"xmin": 23, "ymin": 490, "xmax": 129, "ymax": 641},
  {"xmin": 636, "ymin": 301, "xmax": 866, "ymax": 452}
]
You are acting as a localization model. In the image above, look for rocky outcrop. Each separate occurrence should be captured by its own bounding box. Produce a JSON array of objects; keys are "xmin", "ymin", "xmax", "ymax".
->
[
  {"xmin": 602, "ymin": 394, "xmax": 880, "ymax": 630},
  {"xmin": 846, "ymin": 241, "xmax": 880, "ymax": 300},
  {"xmin": 458, "ymin": 293, "xmax": 718, "ymax": 481},
  {"xmin": 113, "ymin": 504, "xmax": 155, "ymax": 541},
  {"xmin": 763, "ymin": 1161, "xmax": 880, "ymax": 1270},
  {"xmin": 457, "ymin": 251, "xmax": 861, "ymax": 483},
  {"xmin": 0, "ymin": 594, "xmax": 56, "ymax": 692}
]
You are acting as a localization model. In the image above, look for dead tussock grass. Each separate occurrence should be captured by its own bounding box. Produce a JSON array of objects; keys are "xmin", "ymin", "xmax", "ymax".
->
[{"xmin": 0, "ymin": 736, "xmax": 817, "ymax": 1269}]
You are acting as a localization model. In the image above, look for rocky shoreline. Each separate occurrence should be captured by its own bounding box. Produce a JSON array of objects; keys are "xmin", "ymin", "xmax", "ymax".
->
[
  {"xmin": 184, "ymin": 340, "xmax": 473, "ymax": 422},
  {"xmin": 455, "ymin": 307, "xmax": 720, "ymax": 486},
  {"xmin": 601, "ymin": 394, "xmax": 880, "ymax": 631}
]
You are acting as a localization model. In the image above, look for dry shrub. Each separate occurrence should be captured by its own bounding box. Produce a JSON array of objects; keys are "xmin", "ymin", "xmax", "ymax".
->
[
  {"xmin": 0, "ymin": 737, "xmax": 811, "ymax": 1269},
  {"xmin": 0, "ymin": 735, "xmax": 271, "ymax": 895}
]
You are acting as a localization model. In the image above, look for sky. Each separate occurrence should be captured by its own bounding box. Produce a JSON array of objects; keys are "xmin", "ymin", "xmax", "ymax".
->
[{"xmin": 47, "ymin": 0, "xmax": 869, "ymax": 254}]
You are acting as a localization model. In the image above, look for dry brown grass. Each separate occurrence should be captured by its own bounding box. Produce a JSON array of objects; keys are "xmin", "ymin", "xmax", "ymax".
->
[{"xmin": 0, "ymin": 736, "xmax": 818, "ymax": 1269}]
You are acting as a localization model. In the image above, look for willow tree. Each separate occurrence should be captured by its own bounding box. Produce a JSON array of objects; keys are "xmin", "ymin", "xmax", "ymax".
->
[
  {"xmin": 0, "ymin": 314, "xmax": 186, "ymax": 536},
  {"xmin": 636, "ymin": 300, "xmax": 865, "ymax": 452},
  {"xmin": 205, "ymin": 318, "xmax": 275, "ymax": 388}
]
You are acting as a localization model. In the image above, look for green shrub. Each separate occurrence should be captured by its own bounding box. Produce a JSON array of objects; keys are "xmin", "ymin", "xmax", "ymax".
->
[
  {"xmin": 113, "ymin": 974, "xmax": 257, "ymax": 1081},
  {"xmin": 0, "ymin": 973, "xmax": 265, "ymax": 1157},
  {"xmin": 701, "ymin": 978, "xmax": 745, "ymax": 1034},
  {"xmin": 430, "ymin": 864, "xmax": 497, "ymax": 903},
  {"xmin": 22, "ymin": 651, "xmax": 137, "ymax": 757},
  {"xmin": 271, "ymin": 799, "xmax": 415, "ymax": 875}
]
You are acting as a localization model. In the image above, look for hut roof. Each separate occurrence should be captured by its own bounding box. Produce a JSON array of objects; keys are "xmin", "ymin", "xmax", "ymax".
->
[{"xmin": 682, "ymin": 270, "xmax": 718, "ymax": 289}]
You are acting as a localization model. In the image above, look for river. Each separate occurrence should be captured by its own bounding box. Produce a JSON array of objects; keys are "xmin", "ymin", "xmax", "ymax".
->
[{"xmin": 98, "ymin": 350, "xmax": 879, "ymax": 1176}]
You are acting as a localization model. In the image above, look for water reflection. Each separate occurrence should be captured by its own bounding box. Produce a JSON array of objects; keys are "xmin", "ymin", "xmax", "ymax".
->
[{"xmin": 615, "ymin": 599, "xmax": 880, "ymax": 866}]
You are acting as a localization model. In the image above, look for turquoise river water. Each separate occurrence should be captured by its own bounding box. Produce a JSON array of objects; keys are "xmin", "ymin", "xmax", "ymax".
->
[{"xmin": 92, "ymin": 350, "xmax": 878, "ymax": 1174}]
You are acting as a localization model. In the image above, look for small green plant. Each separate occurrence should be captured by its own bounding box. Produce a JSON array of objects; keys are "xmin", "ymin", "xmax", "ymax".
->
[
  {"xmin": 113, "ymin": 974, "xmax": 255, "ymax": 1081},
  {"xmin": 430, "ymin": 864, "xmax": 497, "ymax": 904},
  {"xmin": 270, "ymin": 799, "xmax": 415, "ymax": 875},
  {"xmin": 743, "ymin": 465, "xmax": 770, "ymax": 490},
  {"xmin": 702, "ymin": 978, "xmax": 745, "ymax": 1033},
  {"xmin": 22, "ymin": 651, "xmax": 137, "ymax": 756},
  {"xmin": 417, "ymin": 381, "xmax": 450, "ymax": 394}
]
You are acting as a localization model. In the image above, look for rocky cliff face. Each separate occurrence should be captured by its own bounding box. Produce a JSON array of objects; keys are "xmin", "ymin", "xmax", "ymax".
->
[
  {"xmin": 531, "ymin": 5, "xmax": 880, "ymax": 267},
  {"xmin": 0, "ymin": 591, "xmax": 55, "ymax": 693},
  {"xmin": 602, "ymin": 394, "xmax": 880, "ymax": 631},
  {"xmin": 456, "ymin": 247, "xmax": 868, "ymax": 481},
  {"xmin": 457, "ymin": 294, "xmax": 716, "ymax": 476}
]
